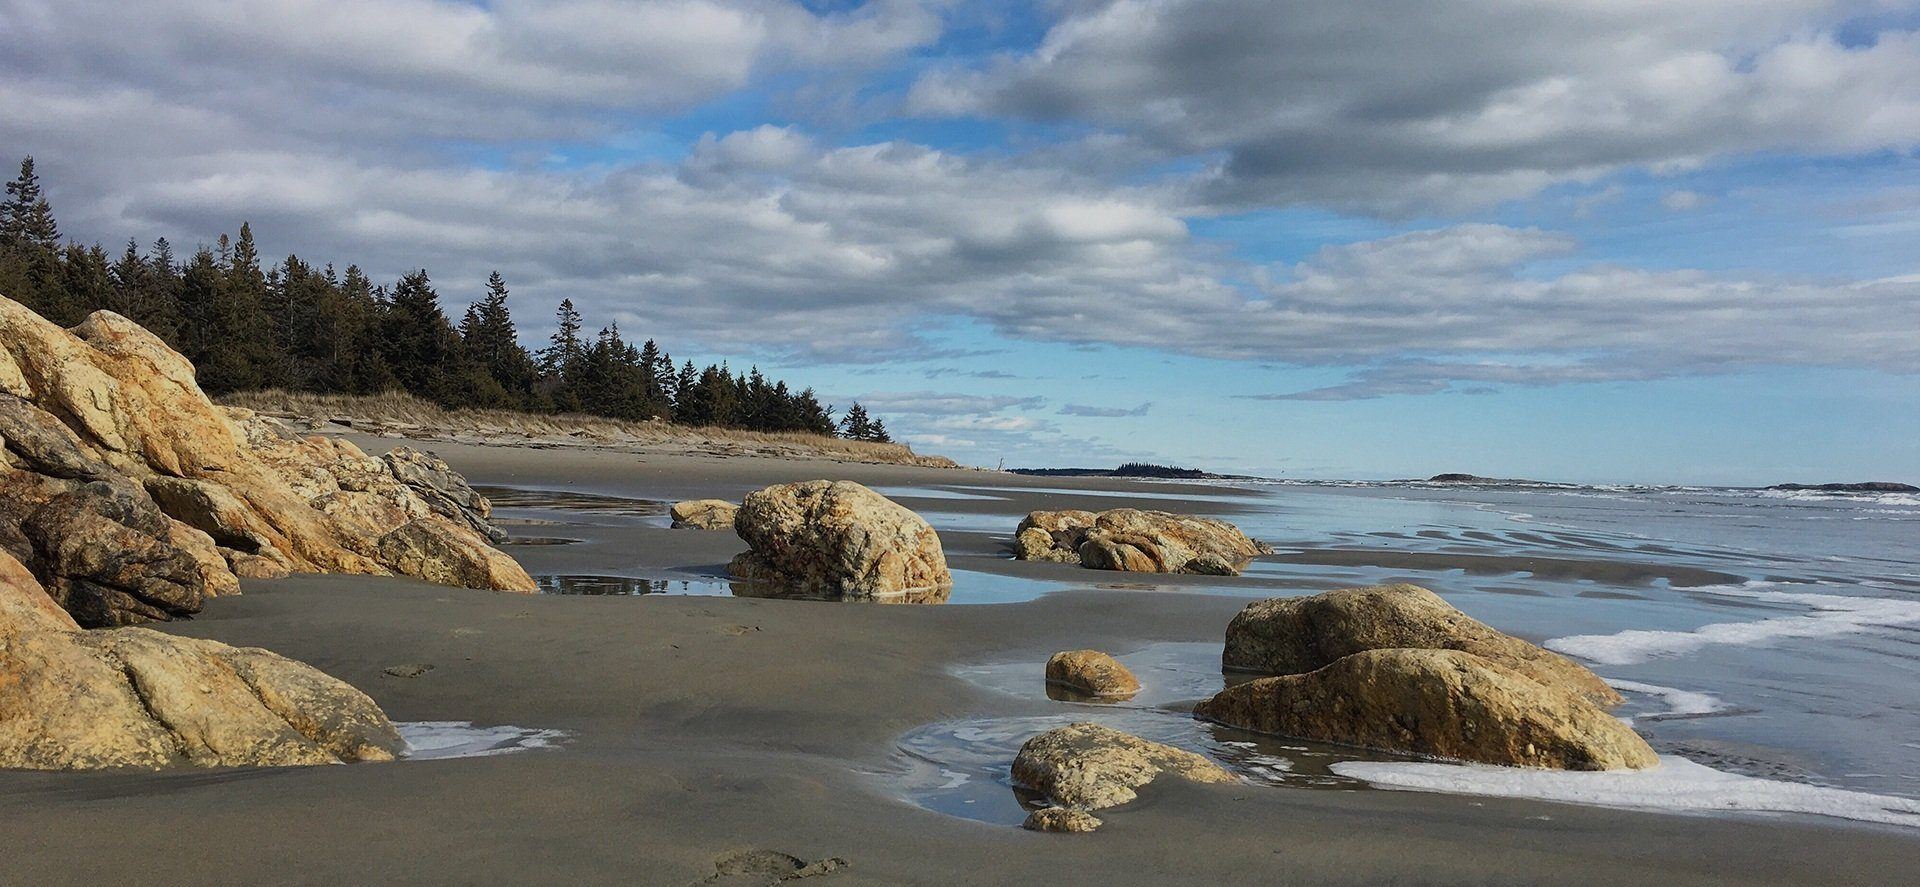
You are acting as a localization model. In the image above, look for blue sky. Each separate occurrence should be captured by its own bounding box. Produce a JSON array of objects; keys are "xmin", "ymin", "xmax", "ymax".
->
[{"xmin": 3, "ymin": 0, "xmax": 1918, "ymax": 484}]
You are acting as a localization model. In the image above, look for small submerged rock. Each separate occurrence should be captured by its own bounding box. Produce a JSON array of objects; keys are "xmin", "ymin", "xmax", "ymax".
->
[
  {"xmin": 1013, "ymin": 508, "xmax": 1270, "ymax": 576},
  {"xmin": 1022, "ymin": 806, "xmax": 1102, "ymax": 833},
  {"xmin": 1011, "ymin": 722, "xmax": 1237, "ymax": 819},
  {"xmin": 670, "ymin": 498, "xmax": 739, "ymax": 530},
  {"xmin": 1045, "ymin": 650, "xmax": 1140, "ymax": 699},
  {"xmin": 728, "ymin": 480, "xmax": 951, "ymax": 601}
]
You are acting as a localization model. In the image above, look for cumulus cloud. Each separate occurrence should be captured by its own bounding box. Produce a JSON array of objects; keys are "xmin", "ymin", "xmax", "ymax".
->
[
  {"xmin": 910, "ymin": 0, "xmax": 1920, "ymax": 213},
  {"xmin": 1058, "ymin": 402, "xmax": 1151, "ymax": 417}
]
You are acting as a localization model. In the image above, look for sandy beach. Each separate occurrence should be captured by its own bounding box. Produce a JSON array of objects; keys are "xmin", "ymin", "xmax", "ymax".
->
[{"xmin": 3, "ymin": 438, "xmax": 1915, "ymax": 885}]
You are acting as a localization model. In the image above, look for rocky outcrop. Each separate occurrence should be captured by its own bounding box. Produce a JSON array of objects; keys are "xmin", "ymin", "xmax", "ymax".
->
[
  {"xmin": 1221, "ymin": 584, "xmax": 1621, "ymax": 706},
  {"xmin": 1045, "ymin": 650, "xmax": 1140, "ymax": 698},
  {"xmin": 0, "ymin": 297, "xmax": 533, "ymax": 626},
  {"xmin": 670, "ymin": 499, "xmax": 739, "ymax": 530},
  {"xmin": 1195, "ymin": 648, "xmax": 1658, "ymax": 770},
  {"xmin": 0, "ymin": 548, "xmax": 402, "ymax": 770},
  {"xmin": 1767, "ymin": 481, "xmax": 1918, "ymax": 493},
  {"xmin": 1014, "ymin": 508, "xmax": 1270, "ymax": 576},
  {"xmin": 728, "ymin": 480, "xmax": 950, "ymax": 601},
  {"xmin": 1011, "ymin": 723, "xmax": 1236, "ymax": 822}
]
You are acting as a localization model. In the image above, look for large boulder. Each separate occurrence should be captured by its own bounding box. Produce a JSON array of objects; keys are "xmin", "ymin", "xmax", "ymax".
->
[
  {"xmin": 1221, "ymin": 584, "xmax": 1621, "ymax": 706},
  {"xmin": 1015, "ymin": 508, "xmax": 1269, "ymax": 576},
  {"xmin": 0, "ymin": 548, "xmax": 403, "ymax": 770},
  {"xmin": 1195, "ymin": 648, "xmax": 1657, "ymax": 771},
  {"xmin": 1045, "ymin": 650, "xmax": 1141, "ymax": 698},
  {"xmin": 0, "ymin": 296, "xmax": 533, "ymax": 626},
  {"xmin": 728, "ymin": 480, "xmax": 950, "ymax": 601},
  {"xmin": 670, "ymin": 499, "xmax": 739, "ymax": 530},
  {"xmin": 1012, "ymin": 722, "xmax": 1236, "ymax": 814}
]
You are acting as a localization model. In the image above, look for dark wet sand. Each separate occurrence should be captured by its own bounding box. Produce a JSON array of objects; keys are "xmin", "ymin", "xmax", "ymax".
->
[{"xmin": 2, "ymin": 440, "xmax": 1912, "ymax": 885}]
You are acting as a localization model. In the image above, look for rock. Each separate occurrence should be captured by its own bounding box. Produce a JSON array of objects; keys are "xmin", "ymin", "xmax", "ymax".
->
[
  {"xmin": 1015, "ymin": 508, "xmax": 1269, "ymax": 575},
  {"xmin": 382, "ymin": 447, "xmax": 510, "ymax": 544},
  {"xmin": 671, "ymin": 498, "xmax": 739, "ymax": 530},
  {"xmin": 1220, "ymin": 584, "xmax": 1621, "ymax": 706},
  {"xmin": 728, "ymin": 480, "xmax": 950, "ymax": 601},
  {"xmin": 1195, "ymin": 648, "xmax": 1658, "ymax": 771},
  {"xmin": 0, "ymin": 548, "xmax": 403, "ymax": 770},
  {"xmin": 1011, "ymin": 722, "xmax": 1236, "ymax": 811},
  {"xmin": 1013, "ymin": 510, "xmax": 1097, "ymax": 563},
  {"xmin": 1022, "ymin": 807, "xmax": 1103, "ymax": 833},
  {"xmin": 1045, "ymin": 650, "xmax": 1141, "ymax": 698},
  {"xmin": 0, "ymin": 296, "xmax": 533, "ymax": 626},
  {"xmin": 701, "ymin": 849, "xmax": 849, "ymax": 884},
  {"xmin": 382, "ymin": 663, "xmax": 435, "ymax": 678}
]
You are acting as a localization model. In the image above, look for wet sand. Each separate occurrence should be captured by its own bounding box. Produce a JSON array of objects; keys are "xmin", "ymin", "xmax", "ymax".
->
[{"xmin": 2, "ymin": 439, "xmax": 1913, "ymax": 885}]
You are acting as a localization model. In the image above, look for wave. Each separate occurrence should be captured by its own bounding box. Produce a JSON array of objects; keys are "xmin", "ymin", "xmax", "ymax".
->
[{"xmin": 1546, "ymin": 582, "xmax": 1920, "ymax": 666}]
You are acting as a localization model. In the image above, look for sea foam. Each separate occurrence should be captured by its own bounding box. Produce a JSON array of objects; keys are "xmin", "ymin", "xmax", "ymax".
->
[
  {"xmin": 1329, "ymin": 756, "xmax": 1920, "ymax": 828},
  {"xmin": 1546, "ymin": 582, "xmax": 1920, "ymax": 666},
  {"xmin": 396, "ymin": 721, "xmax": 569, "ymax": 760}
]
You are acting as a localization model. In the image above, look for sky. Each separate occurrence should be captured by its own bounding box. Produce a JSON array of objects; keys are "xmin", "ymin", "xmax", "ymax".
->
[{"xmin": 3, "ymin": 0, "xmax": 1918, "ymax": 485}]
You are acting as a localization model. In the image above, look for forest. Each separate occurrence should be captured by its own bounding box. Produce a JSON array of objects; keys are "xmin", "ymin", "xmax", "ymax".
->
[{"xmin": 0, "ymin": 157, "xmax": 890, "ymax": 442}]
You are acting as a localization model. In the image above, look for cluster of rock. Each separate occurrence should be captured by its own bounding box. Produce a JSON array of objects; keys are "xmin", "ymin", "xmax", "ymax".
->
[
  {"xmin": 1, "ymin": 547, "xmax": 402, "ymax": 770},
  {"xmin": 1014, "ymin": 508, "xmax": 1271, "ymax": 576},
  {"xmin": 1011, "ymin": 722, "xmax": 1237, "ymax": 832},
  {"xmin": 670, "ymin": 498, "xmax": 739, "ymax": 530},
  {"xmin": 1196, "ymin": 584, "xmax": 1656, "ymax": 770},
  {"xmin": 0, "ymin": 298, "xmax": 533, "ymax": 628},
  {"xmin": 728, "ymin": 480, "xmax": 951, "ymax": 602}
]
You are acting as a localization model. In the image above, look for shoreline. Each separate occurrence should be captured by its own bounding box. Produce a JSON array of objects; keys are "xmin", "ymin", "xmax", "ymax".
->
[{"xmin": 3, "ymin": 437, "xmax": 1913, "ymax": 884}]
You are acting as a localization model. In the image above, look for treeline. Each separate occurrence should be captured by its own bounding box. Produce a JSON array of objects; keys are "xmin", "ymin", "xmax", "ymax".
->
[{"xmin": 0, "ymin": 157, "xmax": 891, "ymax": 441}]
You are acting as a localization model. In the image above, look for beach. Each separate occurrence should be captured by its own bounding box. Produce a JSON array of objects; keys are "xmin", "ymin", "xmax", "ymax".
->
[{"xmin": 3, "ymin": 438, "xmax": 1915, "ymax": 885}]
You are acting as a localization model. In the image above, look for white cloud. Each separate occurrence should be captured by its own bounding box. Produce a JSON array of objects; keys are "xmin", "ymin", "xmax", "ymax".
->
[
  {"xmin": 910, "ymin": 0, "xmax": 1920, "ymax": 213},
  {"xmin": 1662, "ymin": 189, "xmax": 1712, "ymax": 211}
]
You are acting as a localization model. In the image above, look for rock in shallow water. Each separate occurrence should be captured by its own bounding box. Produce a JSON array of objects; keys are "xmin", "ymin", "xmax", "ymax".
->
[
  {"xmin": 0, "ymin": 548, "xmax": 402, "ymax": 770},
  {"xmin": 728, "ymin": 480, "xmax": 950, "ymax": 600},
  {"xmin": 1045, "ymin": 650, "xmax": 1141, "ymax": 698},
  {"xmin": 1011, "ymin": 722, "xmax": 1237, "ymax": 813},
  {"xmin": 670, "ymin": 498, "xmax": 739, "ymax": 529},
  {"xmin": 1195, "ymin": 648, "xmax": 1658, "ymax": 771},
  {"xmin": 1013, "ymin": 508, "xmax": 1269, "ymax": 576},
  {"xmin": 1221, "ymin": 584, "xmax": 1622, "ymax": 706}
]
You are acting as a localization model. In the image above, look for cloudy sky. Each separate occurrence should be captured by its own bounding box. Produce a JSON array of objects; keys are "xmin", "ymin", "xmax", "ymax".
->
[{"xmin": 5, "ymin": 0, "xmax": 1918, "ymax": 483}]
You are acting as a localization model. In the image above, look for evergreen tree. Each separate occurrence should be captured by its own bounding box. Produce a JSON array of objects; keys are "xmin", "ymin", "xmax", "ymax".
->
[
  {"xmin": 2, "ymin": 157, "xmax": 59, "ymax": 248},
  {"xmin": 379, "ymin": 270, "xmax": 468, "ymax": 405},
  {"xmin": 840, "ymin": 402, "xmax": 874, "ymax": 440},
  {"xmin": 460, "ymin": 271, "xmax": 536, "ymax": 403}
]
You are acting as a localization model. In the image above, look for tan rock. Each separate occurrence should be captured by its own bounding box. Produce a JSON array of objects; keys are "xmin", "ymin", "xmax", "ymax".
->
[
  {"xmin": 1011, "ymin": 722, "xmax": 1237, "ymax": 811},
  {"xmin": 1022, "ymin": 807, "xmax": 1103, "ymax": 833},
  {"xmin": 1014, "ymin": 508, "xmax": 1269, "ymax": 575},
  {"xmin": 728, "ymin": 480, "xmax": 950, "ymax": 601},
  {"xmin": 1045, "ymin": 650, "xmax": 1141, "ymax": 698},
  {"xmin": 0, "ymin": 296, "xmax": 534, "ymax": 626},
  {"xmin": 670, "ymin": 499, "xmax": 739, "ymax": 530},
  {"xmin": 1195, "ymin": 648, "xmax": 1658, "ymax": 771},
  {"xmin": 1013, "ymin": 510, "xmax": 1097, "ymax": 563},
  {"xmin": 0, "ymin": 549, "xmax": 402, "ymax": 770},
  {"xmin": 1221, "ymin": 584, "xmax": 1621, "ymax": 706}
]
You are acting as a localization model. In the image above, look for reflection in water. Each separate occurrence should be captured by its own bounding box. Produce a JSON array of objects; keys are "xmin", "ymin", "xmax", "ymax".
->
[
  {"xmin": 474, "ymin": 485, "xmax": 666, "ymax": 516},
  {"xmin": 731, "ymin": 582, "xmax": 953, "ymax": 604},
  {"xmin": 535, "ymin": 575, "xmax": 733, "ymax": 596}
]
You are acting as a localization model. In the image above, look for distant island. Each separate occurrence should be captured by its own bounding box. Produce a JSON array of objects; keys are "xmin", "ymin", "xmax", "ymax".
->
[
  {"xmin": 1766, "ymin": 482, "xmax": 1917, "ymax": 493},
  {"xmin": 1425, "ymin": 473, "xmax": 1556, "ymax": 485},
  {"xmin": 1011, "ymin": 462, "xmax": 1245, "ymax": 480}
]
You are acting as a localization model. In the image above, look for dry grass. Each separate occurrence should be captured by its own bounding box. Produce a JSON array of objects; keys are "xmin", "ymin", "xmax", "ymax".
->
[{"xmin": 220, "ymin": 389, "xmax": 962, "ymax": 469}]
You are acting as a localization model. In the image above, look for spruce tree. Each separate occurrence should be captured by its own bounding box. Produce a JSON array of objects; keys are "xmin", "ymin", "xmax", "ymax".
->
[{"xmin": 2, "ymin": 157, "xmax": 59, "ymax": 248}]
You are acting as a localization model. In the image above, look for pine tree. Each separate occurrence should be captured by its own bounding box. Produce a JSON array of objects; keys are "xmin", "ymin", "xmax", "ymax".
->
[
  {"xmin": 840, "ymin": 402, "xmax": 874, "ymax": 441},
  {"xmin": 379, "ymin": 269, "xmax": 468, "ymax": 404},
  {"xmin": 2, "ymin": 157, "xmax": 59, "ymax": 248},
  {"xmin": 460, "ymin": 271, "xmax": 536, "ymax": 403}
]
